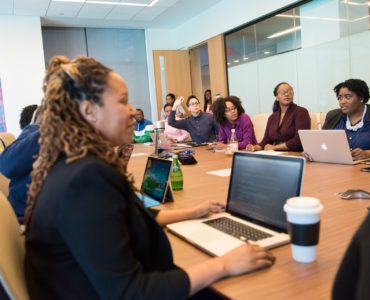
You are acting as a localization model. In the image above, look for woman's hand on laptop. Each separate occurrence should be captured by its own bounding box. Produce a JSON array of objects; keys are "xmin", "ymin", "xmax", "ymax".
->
[
  {"xmin": 155, "ymin": 202, "xmax": 225, "ymax": 226},
  {"xmin": 219, "ymin": 244, "xmax": 275, "ymax": 276},
  {"xmin": 303, "ymin": 152, "xmax": 314, "ymax": 162},
  {"xmin": 351, "ymin": 148, "xmax": 370, "ymax": 161},
  {"xmin": 192, "ymin": 202, "xmax": 225, "ymax": 218}
]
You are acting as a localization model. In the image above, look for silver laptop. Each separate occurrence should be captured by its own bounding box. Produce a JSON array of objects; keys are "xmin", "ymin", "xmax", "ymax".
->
[
  {"xmin": 167, "ymin": 152, "xmax": 305, "ymax": 256},
  {"xmin": 150, "ymin": 132, "xmax": 190, "ymax": 149},
  {"xmin": 137, "ymin": 156, "xmax": 173, "ymax": 207},
  {"xmin": 299, "ymin": 129, "xmax": 369, "ymax": 165}
]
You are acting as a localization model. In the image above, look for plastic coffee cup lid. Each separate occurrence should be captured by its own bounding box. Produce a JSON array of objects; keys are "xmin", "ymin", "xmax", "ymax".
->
[{"xmin": 284, "ymin": 197, "xmax": 323, "ymax": 215}]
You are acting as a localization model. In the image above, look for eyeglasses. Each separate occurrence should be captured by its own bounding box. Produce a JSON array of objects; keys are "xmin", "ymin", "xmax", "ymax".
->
[
  {"xmin": 277, "ymin": 90, "xmax": 294, "ymax": 96},
  {"xmin": 336, "ymin": 94, "xmax": 354, "ymax": 101},
  {"xmin": 225, "ymin": 106, "xmax": 237, "ymax": 113},
  {"xmin": 188, "ymin": 101, "xmax": 200, "ymax": 106}
]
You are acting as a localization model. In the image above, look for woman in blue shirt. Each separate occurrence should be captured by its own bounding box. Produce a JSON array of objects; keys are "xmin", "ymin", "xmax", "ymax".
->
[{"xmin": 323, "ymin": 79, "xmax": 370, "ymax": 161}]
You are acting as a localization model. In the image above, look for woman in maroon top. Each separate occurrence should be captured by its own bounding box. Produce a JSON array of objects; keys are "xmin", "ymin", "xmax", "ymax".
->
[{"xmin": 246, "ymin": 82, "xmax": 310, "ymax": 152}]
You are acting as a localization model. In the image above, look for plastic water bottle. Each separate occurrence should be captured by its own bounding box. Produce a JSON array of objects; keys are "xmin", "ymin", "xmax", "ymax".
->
[
  {"xmin": 229, "ymin": 129, "xmax": 238, "ymax": 153},
  {"xmin": 170, "ymin": 154, "xmax": 183, "ymax": 191}
]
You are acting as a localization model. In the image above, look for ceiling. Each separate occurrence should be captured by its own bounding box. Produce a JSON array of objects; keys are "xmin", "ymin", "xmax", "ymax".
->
[{"xmin": 0, "ymin": 0, "xmax": 224, "ymax": 29}]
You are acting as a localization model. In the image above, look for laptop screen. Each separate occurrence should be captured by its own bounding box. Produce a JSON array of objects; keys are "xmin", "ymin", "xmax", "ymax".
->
[
  {"xmin": 227, "ymin": 152, "xmax": 304, "ymax": 232},
  {"xmin": 140, "ymin": 156, "xmax": 172, "ymax": 204}
]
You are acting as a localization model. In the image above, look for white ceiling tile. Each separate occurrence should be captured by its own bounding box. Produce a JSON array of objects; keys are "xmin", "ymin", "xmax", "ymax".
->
[
  {"xmin": 119, "ymin": 0, "xmax": 151, "ymax": 4},
  {"xmin": 0, "ymin": 0, "xmax": 13, "ymax": 15},
  {"xmin": 77, "ymin": 3, "xmax": 114, "ymax": 18},
  {"xmin": 47, "ymin": 1, "xmax": 84, "ymax": 18},
  {"xmin": 153, "ymin": 0, "xmax": 181, "ymax": 8},
  {"xmin": 5, "ymin": 0, "xmax": 225, "ymax": 29},
  {"xmin": 133, "ymin": 6, "xmax": 167, "ymax": 21},
  {"xmin": 105, "ymin": 5, "xmax": 144, "ymax": 20},
  {"xmin": 14, "ymin": 0, "xmax": 49, "ymax": 16}
]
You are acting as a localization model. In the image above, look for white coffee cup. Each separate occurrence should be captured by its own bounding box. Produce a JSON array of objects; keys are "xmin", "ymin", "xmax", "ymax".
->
[{"xmin": 283, "ymin": 197, "xmax": 323, "ymax": 263}]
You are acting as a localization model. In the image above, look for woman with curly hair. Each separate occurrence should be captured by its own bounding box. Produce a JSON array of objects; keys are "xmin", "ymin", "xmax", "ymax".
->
[
  {"xmin": 212, "ymin": 96, "xmax": 256, "ymax": 150},
  {"xmin": 323, "ymin": 79, "xmax": 370, "ymax": 161},
  {"xmin": 24, "ymin": 56, "xmax": 274, "ymax": 299}
]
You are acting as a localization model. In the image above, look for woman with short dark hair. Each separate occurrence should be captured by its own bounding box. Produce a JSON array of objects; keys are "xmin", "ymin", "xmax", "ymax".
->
[{"xmin": 323, "ymin": 78, "xmax": 370, "ymax": 161}]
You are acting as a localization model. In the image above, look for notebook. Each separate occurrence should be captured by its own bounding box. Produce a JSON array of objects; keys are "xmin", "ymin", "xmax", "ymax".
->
[
  {"xmin": 137, "ymin": 156, "xmax": 173, "ymax": 207},
  {"xmin": 298, "ymin": 129, "xmax": 369, "ymax": 165},
  {"xmin": 167, "ymin": 152, "xmax": 305, "ymax": 256}
]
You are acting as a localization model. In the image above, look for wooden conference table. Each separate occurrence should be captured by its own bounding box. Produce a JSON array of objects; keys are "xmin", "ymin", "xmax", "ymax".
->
[{"xmin": 127, "ymin": 144, "xmax": 370, "ymax": 300}]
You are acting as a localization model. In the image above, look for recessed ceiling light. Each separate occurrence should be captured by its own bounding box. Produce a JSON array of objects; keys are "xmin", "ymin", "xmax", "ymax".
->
[
  {"xmin": 52, "ymin": 0, "xmax": 159, "ymax": 7},
  {"xmin": 148, "ymin": 0, "xmax": 159, "ymax": 7},
  {"xmin": 227, "ymin": 62, "xmax": 231, "ymax": 66},
  {"xmin": 267, "ymin": 26, "xmax": 301, "ymax": 39},
  {"xmin": 243, "ymin": 57, "xmax": 249, "ymax": 60},
  {"xmin": 88, "ymin": 1, "xmax": 147, "ymax": 6},
  {"xmin": 233, "ymin": 59, "xmax": 239, "ymax": 63},
  {"xmin": 52, "ymin": 0, "xmax": 85, "ymax": 2},
  {"xmin": 264, "ymin": 51, "xmax": 270, "ymax": 55}
]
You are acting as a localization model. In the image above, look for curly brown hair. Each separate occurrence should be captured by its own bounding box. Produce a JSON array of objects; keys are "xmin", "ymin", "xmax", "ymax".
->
[
  {"xmin": 24, "ymin": 55, "xmax": 135, "ymax": 231},
  {"xmin": 212, "ymin": 96, "xmax": 245, "ymax": 126}
]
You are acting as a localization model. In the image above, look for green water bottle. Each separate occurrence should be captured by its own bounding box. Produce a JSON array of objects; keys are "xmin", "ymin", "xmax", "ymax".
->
[{"xmin": 170, "ymin": 154, "xmax": 183, "ymax": 191}]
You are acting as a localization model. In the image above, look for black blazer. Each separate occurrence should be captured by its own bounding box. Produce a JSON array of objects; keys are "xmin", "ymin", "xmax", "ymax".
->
[{"xmin": 25, "ymin": 154, "xmax": 190, "ymax": 300}]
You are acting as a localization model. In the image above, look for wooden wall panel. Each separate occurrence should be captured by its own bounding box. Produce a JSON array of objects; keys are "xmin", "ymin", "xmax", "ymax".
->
[
  {"xmin": 153, "ymin": 50, "xmax": 191, "ymax": 120},
  {"xmin": 189, "ymin": 47, "xmax": 203, "ymax": 108},
  {"xmin": 208, "ymin": 35, "xmax": 228, "ymax": 97}
]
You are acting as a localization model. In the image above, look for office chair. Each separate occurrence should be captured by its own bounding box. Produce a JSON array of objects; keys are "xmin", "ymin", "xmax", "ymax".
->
[
  {"xmin": 0, "ymin": 193, "xmax": 29, "ymax": 300},
  {"xmin": 251, "ymin": 113, "xmax": 270, "ymax": 143},
  {"xmin": 0, "ymin": 135, "xmax": 12, "ymax": 197},
  {"xmin": 0, "ymin": 133, "xmax": 16, "ymax": 152}
]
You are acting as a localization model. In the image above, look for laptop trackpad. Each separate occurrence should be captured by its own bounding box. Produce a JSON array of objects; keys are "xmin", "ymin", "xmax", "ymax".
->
[{"xmin": 181, "ymin": 225, "xmax": 245, "ymax": 256}]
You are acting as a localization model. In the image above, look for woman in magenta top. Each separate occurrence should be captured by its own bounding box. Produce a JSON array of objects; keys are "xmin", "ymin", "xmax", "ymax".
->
[
  {"xmin": 212, "ymin": 96, "xmax": 257, "ymax": 150},
  {"xmin": 246, "ymin": 82, "xmax": 310, "ymax": 152}
]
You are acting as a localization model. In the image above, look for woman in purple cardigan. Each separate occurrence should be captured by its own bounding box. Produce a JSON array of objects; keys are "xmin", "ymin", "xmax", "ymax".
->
[
  {"xmin": 246, "ymin": 82, "xmax": 310, "ymax": 152},
  {"xmin": 213, "ymin": 96, "xmax": 257, "ymax": 150}
]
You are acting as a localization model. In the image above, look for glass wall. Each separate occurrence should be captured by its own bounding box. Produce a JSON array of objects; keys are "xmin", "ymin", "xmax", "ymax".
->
[
  {"xmin": 42, "ymin": 27, "xmax": 151, "ymax": 119},
  {"xmin": 225, "ymin": 0, "xmax": 370, "ymax": 117}
]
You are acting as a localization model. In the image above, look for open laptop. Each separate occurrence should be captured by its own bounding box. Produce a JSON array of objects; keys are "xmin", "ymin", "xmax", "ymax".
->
[
  {"xmin": 150, "ymin": 132, "xmax": 191, "ymax": 150},
  {"xmin": 299, "ymin": 129, "xmax": 369, "ymax": 165},
  {"xmin": 167, "ymin": 152, "xmax": 305, "ymax": 256},
  {"xmin": 137, "ymin": 156, "xmax": 173, "ymax": 207}
]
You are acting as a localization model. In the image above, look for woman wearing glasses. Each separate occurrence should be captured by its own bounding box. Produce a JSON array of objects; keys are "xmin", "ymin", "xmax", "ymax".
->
[
  {"xmin": 246, "ymin": 82, "xmax": 310, "ymax": 152},
  {"xmin": 169, "ymin": 95, "xmax": 218, "ymax": 144},
  {"xmin": 212, "ymin": 96, "xmax": 256, "ymax": 150},
  {"xmin": 323, "ymin": 79, "xmax": 370, "ymax": 161}
]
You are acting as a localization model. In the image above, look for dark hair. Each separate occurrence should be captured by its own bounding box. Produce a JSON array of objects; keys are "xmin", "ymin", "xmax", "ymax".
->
[
  {"xmin": 334, "ymin": 79, "xmax": 369, "ymax": 103},
  {"xmin": 164, "ymin": 103, "xmax": 173, "ymax": 110},
  {"xmin": 204, "ymin": 89, "xmax": 212, "ymax": 111},
  {"xmin": 166, "ymin": 93, "xmax": 175, "ymax": 101},
  {"xmin": 20, "ymin": 104, "xmax": 38, "ymax": 129},
  {"xmin": 135, "ymin": 108, "xmax": 144, "ymax": 115},
  {"xmin": 186, "ymin": 95, "xmax": 199, "ymax": 107},
  {"xmin": 212, "ymin": 96, "xmax": 245, "ymax": 125},
  {"xmin": 273, "ymin": 82, "xmax": 291, "ymax": 96}
]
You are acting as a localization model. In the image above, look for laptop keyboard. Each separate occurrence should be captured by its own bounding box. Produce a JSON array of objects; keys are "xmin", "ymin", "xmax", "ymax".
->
[{"xmin": 203, "ymin": 217, "xmax": 273, "ymax": 242}]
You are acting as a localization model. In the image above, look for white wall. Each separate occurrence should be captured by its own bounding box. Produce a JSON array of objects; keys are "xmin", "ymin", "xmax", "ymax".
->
[{"xmin": 0, "ymin": 17, "xmax": 45, "ymax": 136}]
